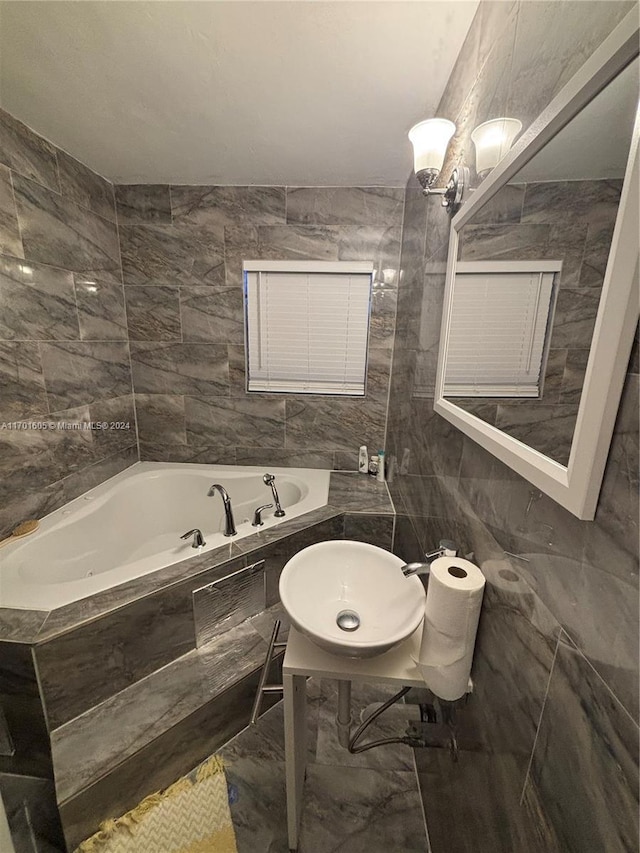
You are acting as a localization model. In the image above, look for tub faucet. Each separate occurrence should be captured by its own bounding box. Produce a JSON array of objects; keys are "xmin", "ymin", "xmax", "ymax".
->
[
  {"xmin": 181, "ymin": 528, "xmax": 206, "ymax": 548},
  {"xmin": 207, "ymin": 484, "xmax": 237, "ymax": 536},
  {"xmin": 401, "ymin": 539, "xmax": 457, "ymax": 578},
  {"xmin": 263, "ymin": 474, "xmax": 285, "ymax": 517}
]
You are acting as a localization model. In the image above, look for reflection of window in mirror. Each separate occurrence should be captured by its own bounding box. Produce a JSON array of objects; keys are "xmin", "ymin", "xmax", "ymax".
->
[
  {"xmin": 442, "ymin": 54, "xmax": 638, "ymax": 467},
  {"xmin": 443, "ymin": 261, "xmax": 559, "ymax": 398}
]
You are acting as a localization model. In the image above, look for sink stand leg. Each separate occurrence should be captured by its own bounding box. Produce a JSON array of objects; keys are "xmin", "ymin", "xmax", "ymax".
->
[
  {"xmin": 336, "ymin": 679, "xmax": 352, "ymax": 749},
  {"xmin": 284, "ymin": 673, "xmax": 307, "ymax": 852}
]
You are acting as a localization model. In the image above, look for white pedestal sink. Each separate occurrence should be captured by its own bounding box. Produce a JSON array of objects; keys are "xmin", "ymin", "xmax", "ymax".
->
[{"xmin": 279, "ymin": 539, "xmax": 426, "ymax": 658}]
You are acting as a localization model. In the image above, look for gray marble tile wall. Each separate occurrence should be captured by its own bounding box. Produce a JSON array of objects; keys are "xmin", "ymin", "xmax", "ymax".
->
[
  {"xmin": 386, "ymin": 2, "xmax": 638, "ymax": 850},
  {"xmin": 0, "ymin": 108, "xmax": 137, "ymax": 538},
  {"xmin": 455, "ymin": 178, "xmax": 622, "ymax": 466},
  {"xmin": 116, "ymin": 184, "xmax": 403, "ymax": 470}
]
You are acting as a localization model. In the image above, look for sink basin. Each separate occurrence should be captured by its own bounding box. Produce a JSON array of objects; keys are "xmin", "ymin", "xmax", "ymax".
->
[{"xmin": 279, "ymin": 540, "xmax": 426, "ymax": 658}]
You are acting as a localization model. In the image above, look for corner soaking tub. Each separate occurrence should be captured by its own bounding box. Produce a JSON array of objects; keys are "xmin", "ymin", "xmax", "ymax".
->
[{"xmin": 0, "ymin": 463, "xmax": 330, "ymax": 610}]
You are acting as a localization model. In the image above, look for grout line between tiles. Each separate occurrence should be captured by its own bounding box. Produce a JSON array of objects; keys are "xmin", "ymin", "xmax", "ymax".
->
[{"xmin": 519, "ymin": 629, "xmax": 560, "ymax": 805}]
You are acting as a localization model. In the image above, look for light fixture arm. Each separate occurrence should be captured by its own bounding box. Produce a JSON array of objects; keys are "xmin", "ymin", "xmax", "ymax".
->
[{"xmin": 416, "ymin": 166, "xmax": 469, "ymax": 215}]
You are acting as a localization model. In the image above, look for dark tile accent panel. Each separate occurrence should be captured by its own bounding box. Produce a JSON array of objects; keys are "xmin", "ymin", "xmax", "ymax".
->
[
  {"xmin": 329, "ymin": 472, "xmax": 393, "ymax": 514},
  {"xmin": 525, "ymin": 634, "xmax": 639, "ymax": 853},
  {"xmin": 135, "ymin": 393, "xmax": 186, "ymax": 445},
  {"xmin": 0, "ymin": 109, "xmax": 59, "ymax": 191},
  {"xmin": 0, "ymin": 340, "xmax": 48, "ymax": 419},
  {"xmin": 57, "ymin": 667, "xmax": 275, "ymax": 851},
  {"xmin": 0, "ymin": 256, "xmax": 78, "ymax": 341},
  {"xmin": 114, "ymin": 184, "xmax": 171, "ymax": 223},
  {"xmin": 185, "ymin": 395, "xmax": 285, "ymax": 448},
  {"xmin": 12, "ymin": 175, "xmax": 120, "ymax": 283},
  {"xmin": 286, "ymin": 187, "xmax": 404, "ymax": 227},
  {"xmin": 130, "ymin": 341, "xmax": 228, "ymax": 395},
  {"xmin": 343, "ymin": 513, "xmax": 394, "ymax": 549},
  {"xmin": 0, "ymin": 164, "xmax": 23, "ymax": 257},
  {"xmin": 180, "ymin": 286, "xmax": 244, "ymax": 344},
  {"xmin": 0, "ymin": 644, "xmax": 52, "ymax": 779},
  {"xmin": 124, "ymin": 286, "xmax": 181, "ymax": 341},
  {"xmin": 56, "ymin": 150, "xmax": 115, "ymax": 223},
  {"xmin": 39, "ymin": 341, "xmax": 131, "ymax": 411},
  {"xmin": 170, "ymin": 185, "xmax": 286, "ymax": 229},
  {"xmin": 74, "ymin": 275, "xmax": 127, "ymax": 342}
]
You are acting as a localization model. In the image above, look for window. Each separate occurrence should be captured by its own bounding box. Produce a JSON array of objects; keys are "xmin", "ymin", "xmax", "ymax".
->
[
  {"xmin": 443, "ymin": 260, "xmax": 560, "ymax": 398},
  {"xmin": 243, "ymin": 261, "xmax": 373, "ymax": 395}
]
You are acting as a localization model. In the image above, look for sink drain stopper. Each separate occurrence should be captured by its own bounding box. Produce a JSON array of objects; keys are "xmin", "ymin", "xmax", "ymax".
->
[{"xmin": 336, "ymin": 610, "xmax": 360, "ymax": 631}]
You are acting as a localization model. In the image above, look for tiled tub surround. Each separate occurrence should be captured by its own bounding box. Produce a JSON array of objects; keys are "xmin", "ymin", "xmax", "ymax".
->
[
  {"xmin": 1, "ymin": 463, "xmax": 330, "ymax": 609},
  {"xmin": 116, "ymin": 183, "xmax": 403, "ymax": 469},
  {"xmin": 386, "ymin": 2, "xmax": 638, "ymax": 851},
  {"xmin": 0, "ymin": 108, "xmax": 136, "ymax": 540},
  {"xmin": 0, "ymin": 471, "xmax": 395, "ymax": 850}
]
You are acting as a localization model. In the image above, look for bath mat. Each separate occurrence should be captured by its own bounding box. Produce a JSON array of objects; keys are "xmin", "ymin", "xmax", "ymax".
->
[{"xmin": 75, "ymin": 755, "xmax": 238, "ymax": 853}]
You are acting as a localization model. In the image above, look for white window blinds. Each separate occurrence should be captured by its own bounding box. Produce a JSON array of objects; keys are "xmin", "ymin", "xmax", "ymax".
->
[
  {"xmin": 443, "ymin": 261, "xmax": 560, "ymax": 398},
  {"xmin": 244, "ymin": 261, "xmax": 373, "ymax": 395}
]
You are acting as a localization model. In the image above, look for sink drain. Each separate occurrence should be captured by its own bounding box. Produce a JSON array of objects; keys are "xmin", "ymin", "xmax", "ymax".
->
[{"xmin": 336, "ymin": 610, "xmax": 360, "ymax": 632}]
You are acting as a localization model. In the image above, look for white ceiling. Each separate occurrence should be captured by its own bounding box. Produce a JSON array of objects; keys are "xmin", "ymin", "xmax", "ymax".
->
[{"xmin": 0, "ymin": 1, "xmax": 478, "ymax": 186}]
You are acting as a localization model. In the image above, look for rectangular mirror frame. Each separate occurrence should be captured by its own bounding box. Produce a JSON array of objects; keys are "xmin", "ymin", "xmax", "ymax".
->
[{"xmin": 434, "ymin": 10, "xmax": 639, "ymax": 520}]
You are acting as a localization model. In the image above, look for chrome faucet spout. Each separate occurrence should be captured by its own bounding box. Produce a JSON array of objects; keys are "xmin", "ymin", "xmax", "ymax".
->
[
  {"xmin": 207, "ymin": 483, "xmax": 237, "ymax": 536},
  {"xmin": 263, "ymin": 473, "xmax": 285, "ymax": 517},
  {"xmin": 401, "ymin": 561, "xmax": 431, "ymax": 578},
  {"xmin": 401, "ymin": 540, "xmax": 458, "ymax": 579}
]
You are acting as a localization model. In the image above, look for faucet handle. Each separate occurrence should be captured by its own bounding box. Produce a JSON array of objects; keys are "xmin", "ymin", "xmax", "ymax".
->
[
  {"xmin": 252, "ymin": 504, "xmax": 274, "ymax": 527},
  {"xmin": 181, "ymin": 528, "xmax": 206, "ymax": 548}
]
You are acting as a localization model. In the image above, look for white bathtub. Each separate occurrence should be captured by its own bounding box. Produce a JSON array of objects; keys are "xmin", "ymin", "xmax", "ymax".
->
[{"xmin": 0, "ymin": 463, "xmax": 330, "ymax": 611}]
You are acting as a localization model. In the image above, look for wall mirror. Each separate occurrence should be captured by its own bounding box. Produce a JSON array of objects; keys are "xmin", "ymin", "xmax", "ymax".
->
[{"xmin": 434, "ymin": 13, "xmax": 639, "ymax": 520}]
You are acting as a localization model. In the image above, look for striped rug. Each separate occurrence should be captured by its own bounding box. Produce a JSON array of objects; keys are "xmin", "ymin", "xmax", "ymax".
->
[{"xmin": 75, "ymin": 755, "xmax": 238, "ymax": 853}]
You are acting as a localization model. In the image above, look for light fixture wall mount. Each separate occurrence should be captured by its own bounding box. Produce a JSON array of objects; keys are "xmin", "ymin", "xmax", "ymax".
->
[{"xmin": 417, "ymin": 165, "xmax": 469, "ymax": 215}]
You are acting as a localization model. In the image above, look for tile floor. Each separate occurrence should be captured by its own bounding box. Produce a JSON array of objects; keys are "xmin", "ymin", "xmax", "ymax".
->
[{"xmin": 219, "ymin": 678, "xmax": 430, "ymax": 853}]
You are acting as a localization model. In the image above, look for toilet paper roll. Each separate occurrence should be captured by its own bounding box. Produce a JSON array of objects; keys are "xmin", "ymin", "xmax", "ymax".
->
[{"xmin": 416, "ymin": 556, "xmax": 485, "ymax": 701}]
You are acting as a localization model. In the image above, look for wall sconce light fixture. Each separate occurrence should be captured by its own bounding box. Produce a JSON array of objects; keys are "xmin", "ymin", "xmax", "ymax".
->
[
  {"xmin": 408, "ymin": 118, "xmax": 466, "ymax": 214},
  {"xmin": 471, "ymin": 118, "xmax": 522, "ymax": 177},
  {"xmin": 409, "ymin": 115, "xmax": 522, "ymax": 213}
]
